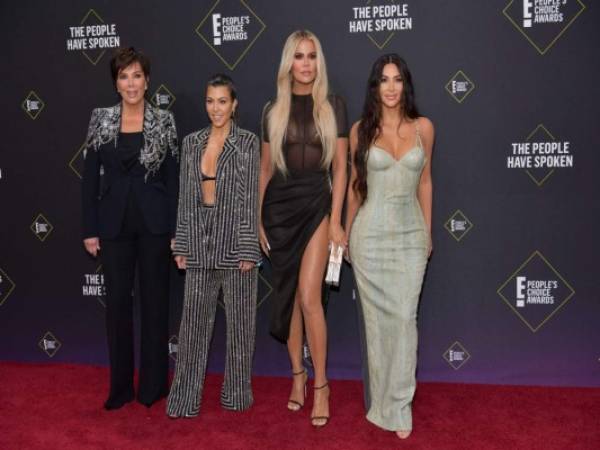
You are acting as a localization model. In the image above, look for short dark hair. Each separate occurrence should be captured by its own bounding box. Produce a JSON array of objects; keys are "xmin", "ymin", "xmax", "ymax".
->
[
  {"xmin": 206, "ymin": 73, "xmax": 237, "ymax": 101},
  {"xmin": 110, "ymin": 47, "xmax": 150, "ymax": 84}
]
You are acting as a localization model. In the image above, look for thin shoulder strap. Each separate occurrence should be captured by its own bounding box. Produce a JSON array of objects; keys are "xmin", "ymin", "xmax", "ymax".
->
[{"xmin": 415, "ymin": 119, "xmax": 423, "ymax": 149}]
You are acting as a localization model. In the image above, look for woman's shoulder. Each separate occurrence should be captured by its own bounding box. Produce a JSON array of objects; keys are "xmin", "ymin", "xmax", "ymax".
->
[
  {"xmin": 147, "ymin": 103, "xmax": 175, "ymax": 123},
  {"xmin": 262, "ymin": 99, "xmax": 274, "ymax": 116},
  {"xmin": 182, "ymin": 127, "xmax": 209, "ymax": 147},
  {"xmin": 89, "ymin": 104, "xmax": 118, "ymax": 119},
  {"xmin": 237, "ymin": 126, "xmax": 258, "ymax": 141},
  {"xmin": 415, "ymin": 116, "xmax": 434, "ymax": 136},
  {"xmin": 236, "ymin": 126, "xmax": 259, "ymax": 152},
  {"xmin": 328, "ymin": 93, "xmax": 346, "ymax": 108}
]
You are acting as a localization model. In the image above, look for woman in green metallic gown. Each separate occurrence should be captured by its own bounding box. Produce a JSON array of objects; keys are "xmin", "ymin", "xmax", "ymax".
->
[{"xmin": 345, "ymin": 54, "xmax": 434, "ymax": 439}]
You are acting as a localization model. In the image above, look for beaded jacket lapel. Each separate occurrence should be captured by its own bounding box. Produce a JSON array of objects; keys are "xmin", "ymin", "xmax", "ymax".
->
[{"xmin": 84, "ymin": 102, "xmax": 178, "ymax": 180}]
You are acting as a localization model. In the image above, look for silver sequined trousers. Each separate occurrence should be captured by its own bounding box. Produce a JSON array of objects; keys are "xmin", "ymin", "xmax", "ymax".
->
[{"xmin": 167, "ymin": 207, "xmax": 258, "ymax": 416}]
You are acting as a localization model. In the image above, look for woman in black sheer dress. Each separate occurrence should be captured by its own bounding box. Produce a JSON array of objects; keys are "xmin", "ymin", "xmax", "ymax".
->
[{"xmin": 259, "ymin": 30, "xmax": 348, "ymax": 427}]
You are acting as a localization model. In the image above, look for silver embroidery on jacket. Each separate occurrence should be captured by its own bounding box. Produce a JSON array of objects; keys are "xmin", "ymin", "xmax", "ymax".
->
[{"xmin": 85, "ymin": 103, "xmax": 178, "ymax": 180}]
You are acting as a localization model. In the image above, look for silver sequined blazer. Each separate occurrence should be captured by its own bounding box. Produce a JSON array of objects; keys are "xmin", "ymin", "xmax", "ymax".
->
[{"xmin": 173, "ymin": 122, "xmax": 261, "ymax": 268}]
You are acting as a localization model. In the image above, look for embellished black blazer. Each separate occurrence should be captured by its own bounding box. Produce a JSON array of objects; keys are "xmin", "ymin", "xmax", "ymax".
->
[
  {"xmin": 173, "ymin": 122, "xmax": 260, "ymax": 268},
  {"xmin": 81, "ymin": 103, "xmax": 179, "ymax": 239}
]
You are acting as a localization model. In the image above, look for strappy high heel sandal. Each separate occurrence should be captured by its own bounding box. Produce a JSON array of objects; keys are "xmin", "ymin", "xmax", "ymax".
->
[
  {"xmin": 310, "ymin": 382, "xmax": 330, "ymax": 427},
  {"xmin": 287, "ymin": 369, "xmax": 308, "ymax": 411}
]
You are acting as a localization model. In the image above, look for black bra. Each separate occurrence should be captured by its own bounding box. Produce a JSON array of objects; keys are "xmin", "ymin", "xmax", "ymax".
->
[{"xmin": 201, "ymin": 171, "xmax": 216, "ymax": 181}]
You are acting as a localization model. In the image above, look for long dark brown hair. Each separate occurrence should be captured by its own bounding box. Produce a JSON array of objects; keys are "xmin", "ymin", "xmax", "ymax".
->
[{"xmin": 353, "ymin": 54, "xmax": 420, "ymax": 203}]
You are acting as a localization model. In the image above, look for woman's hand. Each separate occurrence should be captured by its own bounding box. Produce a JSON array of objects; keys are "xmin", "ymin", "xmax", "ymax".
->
[
  {"xmin": 170, "ymin": 239, "xmax": 176, "ymax": 251},
  {"xmin": 239, "ymin": 261, "xmax": 255, "ymax": 272},
  {"xmin": 174, "ymin": 255, "xmax": 187, "ymax": 270},
  {"xmin": 259, "ymin": 222, "xmax": 270, "ymax": 257},
  {"xmin": 329, "ymin": 222, "xmax": 347, "ymax": 250},
  {"xmin": 343, "ymin": 232, "xmax": 352, "ymax": 263},
  {"xmin": 83, "ymin": 237, "xmax": 100, "ymax": 257}
]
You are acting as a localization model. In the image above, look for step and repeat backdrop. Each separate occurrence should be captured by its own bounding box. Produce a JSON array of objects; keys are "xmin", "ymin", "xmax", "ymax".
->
[{"xmin": 1, "ymin": 0, "xmax": 599, "ymax": 386}]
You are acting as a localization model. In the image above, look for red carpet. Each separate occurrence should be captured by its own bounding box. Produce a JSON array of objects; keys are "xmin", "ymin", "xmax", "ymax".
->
[{"xmin": 0, "ymin": 363, "xmax": 598, "ymax": 450}]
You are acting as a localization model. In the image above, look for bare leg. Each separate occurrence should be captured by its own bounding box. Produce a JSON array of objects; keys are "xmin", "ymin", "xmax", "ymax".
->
[
  {"xmin": 296, "ymin": 217, "xmax": 330, "ymax": 425},
  {"xmin": 286, "ymin": 295, "xmax": 307, "ymax": 410}
]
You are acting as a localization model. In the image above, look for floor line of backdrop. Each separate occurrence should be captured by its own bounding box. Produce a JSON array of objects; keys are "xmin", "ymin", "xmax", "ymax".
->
[{"xmin": 1, "ymin": 0, "xmax": 599, "ymax": 387}]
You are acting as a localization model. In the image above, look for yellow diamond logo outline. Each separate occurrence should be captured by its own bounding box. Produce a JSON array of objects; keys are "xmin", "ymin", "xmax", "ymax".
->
[
  {"xmin": 502, "ymin": 0, "xmax": 586, "ymax": 55},
  {"xmin": 444, "ymin": 209, "xmax": 474, "ymax": 242},
  {"xmin": 38, "ymin": 331, "xmax": 62, "ymax": 358},
  {"xmin": 150, "ymin": 84, "xmax": 177, "ymax": 110},
  {"xmin": 30, "ymin": 213, "xmax": 54, "ymax": 242},
  {"xmin": 257, "ymin": 271, "xmax": 273, "ymax": 309},
  {"xmin": 523, "ymin": 124, "xmax": 557, "ymax": 187},
  {"xmin": 95, "ymin": 265, "xmax": 106, "ymax": 308},
  {"xmin": 217, "ymin": 269, "xmax": 272, "ymax": 310},
  {"xmin": 195, "ymin": 0, "xmax": 267, "ymax": 71},
  {"xmin": 0, "ymin": 268, "xmax": 16, "ymax": 307},
  {"xmin": 68, "ymin": 142, "xmax": 87, "ymax": 179},
  {"xmin": 443, "ymin": 341, "xmax": 471, "ymax": 370},
  {"xmin": 21, "ymin": 91, "xmax": 45, "ymax": 120},
  {"xmin": 445, "ymin": 70, "xmax": 476, "ymax": 104},
  {"xmin": 365, "ymin": 0, "xmax": 398, "ymax": 50},
  {"xmin": 497, "ymin": 250, "xmax": 575, "ymax": 333},
  {"xmin": 80, "ymin": 9, "xmax": 107, "ymax": 66}
]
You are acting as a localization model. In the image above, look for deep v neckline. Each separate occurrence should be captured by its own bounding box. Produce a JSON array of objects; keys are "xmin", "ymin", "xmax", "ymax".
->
[{"xmin": 371, "ymin": 145, "xmax": 420, "ymax": 163}]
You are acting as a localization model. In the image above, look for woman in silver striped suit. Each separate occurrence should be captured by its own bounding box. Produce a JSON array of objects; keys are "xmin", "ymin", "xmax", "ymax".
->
[{"xmin": 166, "ymin": 74, "xmax": 261, "ymax": 418}]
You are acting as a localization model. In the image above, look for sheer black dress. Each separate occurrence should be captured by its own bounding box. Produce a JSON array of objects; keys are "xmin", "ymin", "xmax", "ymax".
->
[{"xmin": 262, "ymin": 93, "xmax": 348, "ymax": 342}]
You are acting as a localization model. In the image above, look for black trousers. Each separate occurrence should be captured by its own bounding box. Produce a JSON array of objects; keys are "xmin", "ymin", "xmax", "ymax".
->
[{"xmin": 101, "ymin": 192, "xmax": 171, "ymax": 406}]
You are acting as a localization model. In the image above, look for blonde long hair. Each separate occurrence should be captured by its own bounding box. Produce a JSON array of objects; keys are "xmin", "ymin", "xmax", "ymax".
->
[{"xmin": 266, "ymin": 30, "xmax": 337, "ymax": 173}]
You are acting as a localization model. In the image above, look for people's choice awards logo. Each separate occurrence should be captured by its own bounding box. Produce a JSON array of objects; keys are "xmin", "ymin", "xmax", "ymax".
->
[
  {"xmin": 507, "ymin": 124, "xmax": 574, "ymax": 186},
  {"xmin": 349, "ymin": 1, "xmax": 414, "ymax": 49},
  {"xmin": 150, "ymin": 84, "xmax": 176, "ymax": 110},
  {"xmin": 30, "ymin": 213, "xmax": 53, "ymax": 242},
  {"xmin": 21, "ymin": 91, "xmax": 45, "ymax": 120},
  {"xmin": 444, "ymin": 210, "xmax": 473, "ymax": 242},
  {"xmin": 503, "ymin": 0, "xmax": 586, "ymax": 54},
  {"xmin": 196, "ymin": 0, "xmax": 266, "ymax": 70},
  {"xmin": 0, "ymin": 268, "xmax": 16, "ymax": 307},
  {"xmin": 66, "ymin": 9, "xmax": 121, "ymax": 65},
  {"xmin": 38, "ymin": 332, "xmax": 62, "ymax": 358},
  {"xmin": 443, "ymin": 341, "xmax": 471, "ymax": 370},
  {"xmin": 445, "ymin": 71, "xmax": 475, "ymax": 104},
  {"xmin": 497, "ymin": 251, "xmax": 575, "ymax": 332}
]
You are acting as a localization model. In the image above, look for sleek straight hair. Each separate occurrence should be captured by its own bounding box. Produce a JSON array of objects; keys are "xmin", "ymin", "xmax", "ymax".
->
[
  {"xmin": 266, "ymin": 30, "xmax": 337, "ymax": 174},
  {"xmin": 353, "ymin": 54, "xmax": 420, "ymax": 203}
]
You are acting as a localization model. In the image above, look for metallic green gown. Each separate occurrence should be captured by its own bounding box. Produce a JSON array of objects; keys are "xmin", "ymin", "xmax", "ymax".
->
[{"xmin": 349, "ymin": 139, "xmax": 429, "ymax": 432}]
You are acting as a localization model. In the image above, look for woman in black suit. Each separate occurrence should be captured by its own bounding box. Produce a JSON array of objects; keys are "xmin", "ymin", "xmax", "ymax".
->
[{"xmin": 81, "ymin": 47, "xmax": 178, "ymax": 410}]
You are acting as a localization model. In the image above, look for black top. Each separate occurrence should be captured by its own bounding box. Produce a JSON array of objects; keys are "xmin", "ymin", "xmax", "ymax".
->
[
  {"xmin": 82, "ymin": 104, "xmax": 179, "ymax": 240},
  {"xmin": 262, "ymin": 94, "xmax": 348, "ymax": 171},
  {"xmin": 118, "ymin": 132, "xmax": 143, "ymax": 172},
  {"xmin": 200, "ymin": 171, "xmax": 216, "ymax": 181}
]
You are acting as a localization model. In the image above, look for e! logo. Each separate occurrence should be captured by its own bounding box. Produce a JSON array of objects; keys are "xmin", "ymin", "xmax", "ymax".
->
[{"xmin": 213, "ymin": 14, "xmax": 222, "ymax": 45}]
